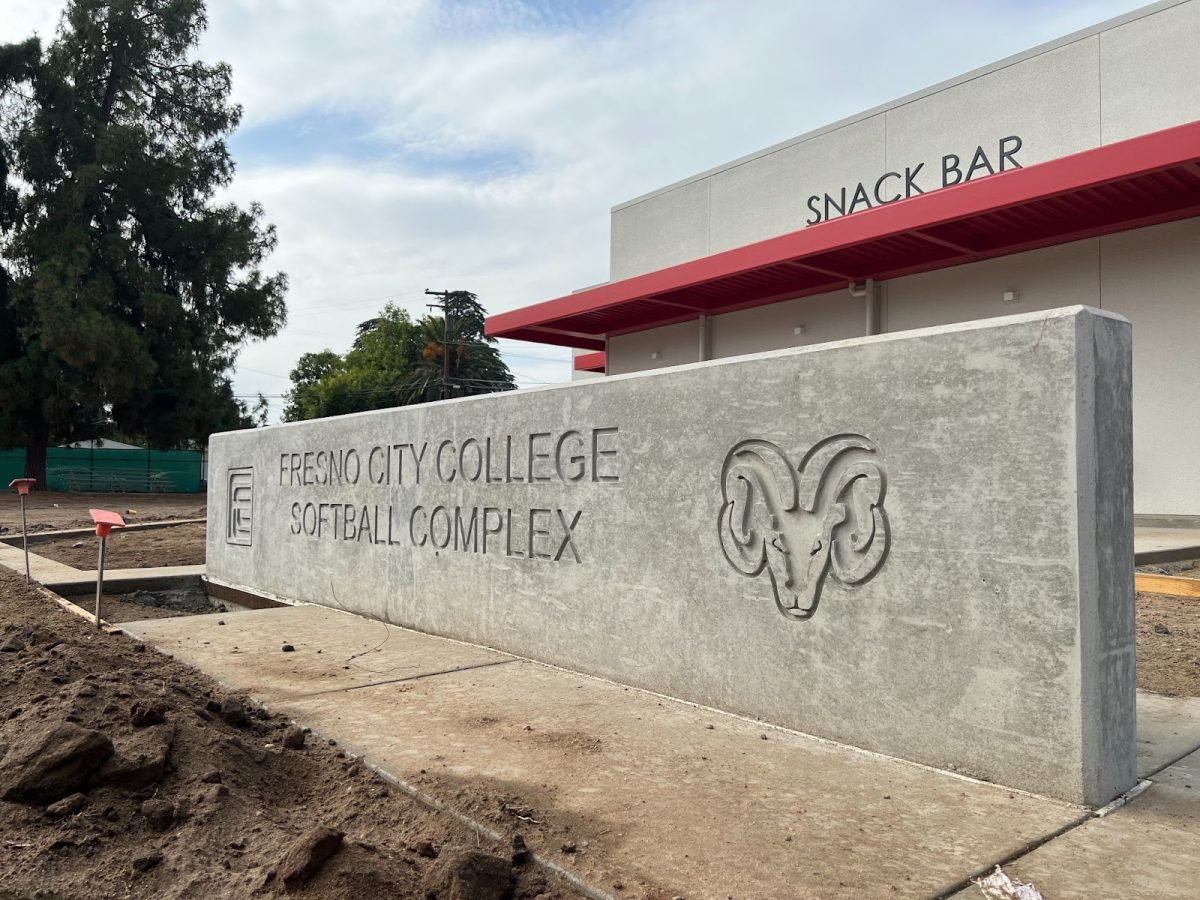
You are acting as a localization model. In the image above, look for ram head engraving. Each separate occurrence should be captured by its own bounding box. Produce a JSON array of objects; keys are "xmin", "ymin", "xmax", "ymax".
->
[{"xmin": 718, "ymin": 434, "xmax": 889, "ymax": 620}]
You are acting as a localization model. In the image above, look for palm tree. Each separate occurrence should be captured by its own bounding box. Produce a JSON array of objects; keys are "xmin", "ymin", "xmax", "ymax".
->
[{"xmin": 401, "ymin": 292, "xmax": 515, "ymax": 403}]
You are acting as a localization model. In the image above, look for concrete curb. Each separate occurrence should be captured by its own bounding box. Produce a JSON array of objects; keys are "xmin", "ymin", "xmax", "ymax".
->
[
  {"xmin": 46, "ymin": 566, "xmax": 205, "ymax": 597},
  {"xmin": 0, "ymin": 517, "xmax": 205, "ymax": 547}
]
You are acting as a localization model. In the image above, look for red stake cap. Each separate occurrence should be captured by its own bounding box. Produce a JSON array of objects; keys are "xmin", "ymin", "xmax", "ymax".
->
[
  {"xmin": 89, "ymin": 508, "xmax": 126, "ymax": 538},
  {"xmin": 8, "ymin": 478, "xmax": 36, "ymax": 496}
]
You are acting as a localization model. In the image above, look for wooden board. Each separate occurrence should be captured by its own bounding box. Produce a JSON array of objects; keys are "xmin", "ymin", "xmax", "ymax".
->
[{"xmin": 1136, "ymin": 572, "xmax": 1200, "ymax": 599}]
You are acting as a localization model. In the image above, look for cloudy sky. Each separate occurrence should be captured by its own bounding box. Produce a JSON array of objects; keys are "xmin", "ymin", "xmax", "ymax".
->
[{"xmin": 3, "ymin": 0, "xmax": 1150, "ymax": 419}]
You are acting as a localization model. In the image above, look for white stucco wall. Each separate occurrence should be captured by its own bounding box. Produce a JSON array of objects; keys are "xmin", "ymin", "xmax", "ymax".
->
[
  {"xmin": 610, "ymin": 0, "xmax": 1200, "ymax": 281},
  {"xmin": 882, "ymin": 241, "xmax": 1102, "ymax": 332},
  {"xmin": 606, "ymin": 319, "xmax": 700, "ymax": 376},
  {"xmin": 1102, "ymin": 220, "xmax": 1200, "ymax": 517},
  {"xmin": 601, "ymin": 0, "xmax": 1200, "ymax": 515},
  {"xmin": 710, "ymin": 290, "xmax": 867, "ymax": 359}
]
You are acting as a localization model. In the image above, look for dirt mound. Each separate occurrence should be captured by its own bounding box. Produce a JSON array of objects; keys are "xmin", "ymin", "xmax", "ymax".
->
[
  {"xmin": 0, "ymin": 722, "xmax": 114, "ymax": 803},
  {"xmin": 275, "ymin": 825, "xmax": 345, "ymax": 888},
  {"xmin": 0, "ymin": 570, "xmax": 577, "ymax": 899},
  {"xmin": 422, "ymin": 847, "xmax": 516, "ymax": 900}
]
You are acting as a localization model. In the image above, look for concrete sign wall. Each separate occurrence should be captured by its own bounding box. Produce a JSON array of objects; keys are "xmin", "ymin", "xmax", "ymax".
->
[{"xmin": 208, "ymin": 306, "xmax": 1135, "ymax": 805}]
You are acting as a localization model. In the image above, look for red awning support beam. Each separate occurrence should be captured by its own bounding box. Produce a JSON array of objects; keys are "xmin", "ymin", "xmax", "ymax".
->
[
  {"xmin": 644, "ymin": 296, "xmax": 709, "ymax": 312},
  {"xmin": 487, "ymin": 120, "xmax": 1200, "ymax": 348},
  {"xmin": 520, "ymin": 325, "xmax": 605, "ymax": 350},
  {"xmin": 911, "ymin": 231, "xmax": 979, "ymax": 255},
  {"xmin": 791, "ymin": 261, "xmax": 857, "ymax": 280}
]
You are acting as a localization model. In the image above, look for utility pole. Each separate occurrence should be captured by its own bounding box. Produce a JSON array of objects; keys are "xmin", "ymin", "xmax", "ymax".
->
[{"xmin": 424, "ymin": 289, "xmax": 455, "ymax": 400}]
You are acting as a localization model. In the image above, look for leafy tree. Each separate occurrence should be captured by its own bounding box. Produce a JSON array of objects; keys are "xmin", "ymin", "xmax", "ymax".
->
[
  {"xmin": 0, "ymin": 0, "xmax": 286, "ymax": 485},
  {"xmin": 282, "ymin": 349, "xmax": 347, "ymax": 422},
  {"xmin": 245, "ymin": 392, "xmax": 270, "ymax": 428},
  {"xmin": 283, "ymin": 307, "xmax": 419, "ymax": 422},
  {"xmin": 283, "ymin": 293, "xmax": 515, "ymax": 422}
]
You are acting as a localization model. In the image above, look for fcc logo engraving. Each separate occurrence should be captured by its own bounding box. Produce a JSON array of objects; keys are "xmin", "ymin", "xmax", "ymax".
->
[{"xmin": 227, "ymin": 467, "xmax": 254, "ymax": 546}]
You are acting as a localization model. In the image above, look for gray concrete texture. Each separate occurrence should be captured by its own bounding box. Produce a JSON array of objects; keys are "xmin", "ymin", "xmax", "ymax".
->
[
  {"xmin": 123, "ymin": 606, "xmax": 1200, "ymax": 900},
  {"xmin": 208, "ymin": 306, "xmax": 1135, "ymax": 805}
]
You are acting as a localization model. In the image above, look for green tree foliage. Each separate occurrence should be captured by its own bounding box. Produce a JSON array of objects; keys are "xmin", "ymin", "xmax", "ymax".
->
[
  {"xmin": 283, "ymin": 292, "xmax": 515, "ymax": 422},
  {"xmin": 0, "ymin": 0, "xmax": 287, "ymax": 484}
]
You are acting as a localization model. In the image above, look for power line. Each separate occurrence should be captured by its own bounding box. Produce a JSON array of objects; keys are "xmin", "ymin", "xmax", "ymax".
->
[
  {"xmin": 500, "ymin": 350, "xmax": 571, "ymax": 364},
  {"xmin": 286, "ymin": 290, "xmax": 431, "ymax": 318},
  {"xmin": 508, "ymin": 370, "xmax": 554, "ymax": 384},
  {"xmin": 236, "ymin": 365, "xmax": 290, "ymax": 379}
]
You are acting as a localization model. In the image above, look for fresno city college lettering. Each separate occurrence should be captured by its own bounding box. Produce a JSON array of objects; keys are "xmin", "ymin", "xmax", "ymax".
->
[
  {"xmin": 804, "ymin": 136, "xmax": 1023, "ymax": 225},
  {"xmin": 268, "ymin": 426, "xmax": 620, "ymax": 564}
]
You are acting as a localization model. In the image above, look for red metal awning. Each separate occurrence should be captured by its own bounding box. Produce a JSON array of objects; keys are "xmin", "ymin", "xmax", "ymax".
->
[
  {"xmin": 573, "ymin": 351, "xmax": 606, "ymax": 373},
  {"xmin": 487, "ymin": 120, "xmax": 1200, "ymax": 351}
]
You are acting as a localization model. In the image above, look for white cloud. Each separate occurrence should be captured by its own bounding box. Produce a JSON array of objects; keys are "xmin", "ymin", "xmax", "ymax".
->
[
  {"xmin": 2, "ymin": 1, "xmax": 61, "ymax": 41},
  {"xmin": 3, "ymin": 0, "xmax": 1152, "ymax": 419}
]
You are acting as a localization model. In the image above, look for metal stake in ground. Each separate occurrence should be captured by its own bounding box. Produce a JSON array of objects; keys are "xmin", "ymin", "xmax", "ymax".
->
[
  {"xmin": 89, "ymin": 509, "xmax": 126, "ymax": 628},
  {"xmin": 8, "ymin": 478, "xmax": 36, "ymax": 583}
]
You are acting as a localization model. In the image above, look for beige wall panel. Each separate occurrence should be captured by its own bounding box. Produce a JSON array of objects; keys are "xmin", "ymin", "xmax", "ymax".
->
[
  {"xmin": 711, "ymin": 290, "xmax": 864, "ymax": 359},
  {"xmin": 1100, "ymin": 218, "xmax": 1200, "ymax": 516},
  {"xmin": 1100, "ymin": 0, "xmax": 1200, "ymax": 143},
  {"xmin": 609, "ymin": 179, "xmax": 710, "ymax": 281},
  {"xmin": 707, "ymin": 116, "xmax": 886, "ymax": 255},
  {"xmin": 607, "ymin": 319, "xmax": 700, "ymax": 375},
  {"xmin": 885, "ymin": 38, "xmax": 1102, "ymax": 195},
  {"xmin": 884, "ymin": 240, "xmax": 1101, "ymax": 333}
]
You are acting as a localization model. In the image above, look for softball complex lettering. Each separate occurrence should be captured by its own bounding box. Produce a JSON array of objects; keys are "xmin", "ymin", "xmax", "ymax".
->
[
  {"xmin": 718, "ymin": 434, "xmax": 889, "ymax": 620},
  {"xmin": 230, "ymin": 426, "xmax": 622, "ymax": 565}
]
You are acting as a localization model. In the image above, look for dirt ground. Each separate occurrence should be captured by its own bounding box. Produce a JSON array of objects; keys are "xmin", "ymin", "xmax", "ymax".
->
[
  {"xmin": 1137, "ymin": 591, "xmax": 1200, "ymax": 697},
  {"xmin": 97, "ymin": 594, "xmax": 194, "ymax": 623},
  {"xmin": 62, "ymin": 593, "xmax": 196, "ymax": 626},
  {"xmin": 0, "ymin": 569, "xmax": 577, "ymax": 899},
  {"xmin": 98, "ymin": 584, "xmax": 222, "ymax": 624},
  {"xmin": 33, "ymin": 523, "xmax": 207, "ymax": 569},
  {"xmin": 0, "ymin": 492, "xmax": 204, "ymax": 534}
]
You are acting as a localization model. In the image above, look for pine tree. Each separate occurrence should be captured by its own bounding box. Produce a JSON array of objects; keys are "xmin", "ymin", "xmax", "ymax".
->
[{"xmin": 0, "ymin": 0, "xmax": 286, "ymax": 485}]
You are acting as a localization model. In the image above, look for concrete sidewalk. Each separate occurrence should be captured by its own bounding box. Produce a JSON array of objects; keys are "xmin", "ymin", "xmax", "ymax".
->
[
  {"xmin": 1134, "ymin": 526, "xmax": 1200, "ymax": 565},
  {"xmin": 0, "ymin": 541, "xmax": 85, "ymax": 584},
  {"xmin": 0, "ymin": 542, "xmax": 203, "ymax": 597},
  {"xmin": 121, "ymin": 604, "xmax": 1200, "ymax": 900}
]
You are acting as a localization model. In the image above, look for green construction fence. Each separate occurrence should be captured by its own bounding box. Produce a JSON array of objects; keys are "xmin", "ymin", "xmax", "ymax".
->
[{"xmin": 0, "ymin": 447, "xmax": 204, "ymax": 493}]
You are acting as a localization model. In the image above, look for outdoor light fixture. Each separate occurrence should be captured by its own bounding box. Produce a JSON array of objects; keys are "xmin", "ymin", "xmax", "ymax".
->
[
  {"xmin": 793, "ymin": 325, "xmax": 807, "ymax": 336},
  {"xmin": 8, "ymin": 478, "xmax": 36, "ymax": 582},
  {"xmin": 1002, "ymin": 290, "xmax": 1020, "ymax": 303},
  {"xmin": 89, "ymin": 508, "xmax": 126, "ymax": 628}
]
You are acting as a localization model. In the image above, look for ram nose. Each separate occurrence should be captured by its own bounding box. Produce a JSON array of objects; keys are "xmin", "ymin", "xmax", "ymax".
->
[{"xmin": 769, "ymin": 533, "xmax": 831, "ymax": 620}]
